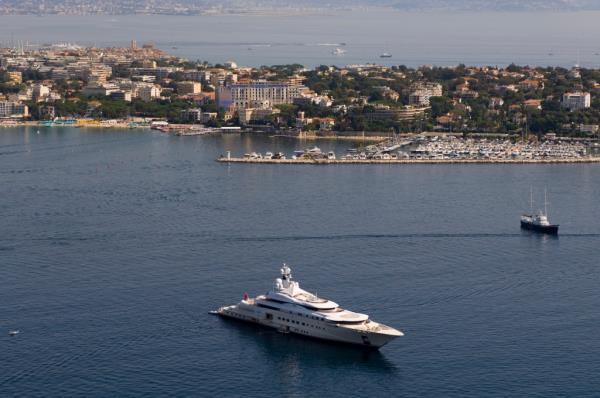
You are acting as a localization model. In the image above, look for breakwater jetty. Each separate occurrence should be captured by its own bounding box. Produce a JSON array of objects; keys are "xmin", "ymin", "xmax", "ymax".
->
[{"xmin": 217, "ymin": 156, "xmax": 600, "ymax": 165}]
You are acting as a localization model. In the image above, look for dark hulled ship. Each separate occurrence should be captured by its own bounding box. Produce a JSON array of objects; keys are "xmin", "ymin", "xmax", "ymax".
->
[{"xmin": 520, "ymin": 189, "xmax": 559, "ymax": 235}]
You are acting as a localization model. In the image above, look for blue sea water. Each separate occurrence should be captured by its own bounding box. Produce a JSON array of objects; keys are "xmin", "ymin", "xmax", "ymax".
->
[
  {"xmin": 3, "ymin": 10, "xmax": 600, "ymax": 68},
  {"xmin": 1, "ymin": 127, "xmax": 600, "ymax": 397}
]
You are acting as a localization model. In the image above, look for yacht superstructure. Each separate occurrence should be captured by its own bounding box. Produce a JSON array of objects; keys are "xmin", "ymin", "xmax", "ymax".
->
[{"xmin": 215, "ymin": 264, "xmax": 403, "ymax": 348}]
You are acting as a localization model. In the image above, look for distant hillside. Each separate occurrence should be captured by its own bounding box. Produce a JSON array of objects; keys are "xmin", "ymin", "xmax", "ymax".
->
[
  {"xmin": 2, "ymin": 0, "xmax": 600, "ymax": 15},
  {"xmin": 391, "ymin": 0, "xmax": 600, "ymax": 11}
]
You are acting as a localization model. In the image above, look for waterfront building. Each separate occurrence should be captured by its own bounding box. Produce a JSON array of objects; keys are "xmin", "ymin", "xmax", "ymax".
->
[
  {"xmin": 238, "ymin": 107, "xmax": 279, "ymax": 124},
  {"xmin": 296, "ymin": 111, "xmax": 311, "ymax": 128},
  {"xmin": 561, "ymin": 92, "xmax": 591, "ymax": 111},
  {"xmin": 0, "ymin": 101, "xmax": 28, "ymax": 118},
  {"xmin": 200, "ymin": 112, "xmax": 217, "ymax": 123},
  {"xmin": 217, "ymin": 80, "xmax": 302, "ymax": 110},
  {"xmin": 38, "ymin": 105, "xmax": 55, "ymax": 120},
  {"xmin": 317, "ymin": 117, "xmax": 336, "ymax": 131},
  {"xmin": 223, "ymin": 109, "xmax": 235, "ymax": 121},
  {"xmin": 180, "ymin": 108, "xmax": 203, "ymax": 123},
  {"xmin": 179, "ymin": 108, "xmax": 217, "ymax": 124}
]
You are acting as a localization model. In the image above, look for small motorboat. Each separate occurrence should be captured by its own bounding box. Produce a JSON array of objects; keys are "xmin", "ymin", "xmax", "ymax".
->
[{"xmin": 9, "ymin": 330, "xmax": 20, "ymax": 336}]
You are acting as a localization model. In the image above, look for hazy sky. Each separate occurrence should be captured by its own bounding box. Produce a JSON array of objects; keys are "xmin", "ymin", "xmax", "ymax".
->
[{"xmin": 3, "ymin": 0, "xmax": 600, "ymax": 12}]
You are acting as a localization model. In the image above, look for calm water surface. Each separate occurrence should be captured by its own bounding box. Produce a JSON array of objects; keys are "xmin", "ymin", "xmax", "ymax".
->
[
  {"xmin": 1, "ymin": 127, "xmax": 599, "ymax": 397},
  {"xmin": 2, "ymin": 10, "xmax": 600, "ymax": 68}
]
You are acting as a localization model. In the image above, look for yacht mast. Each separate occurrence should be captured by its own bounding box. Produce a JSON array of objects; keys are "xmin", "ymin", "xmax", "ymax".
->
[
  {"xmin": 530, "ymin": 186, "xmax": 533, "ymax": 213},
  {"xmin": 544, "ymin": 188, "xmax": 548, "ymax": 217}
]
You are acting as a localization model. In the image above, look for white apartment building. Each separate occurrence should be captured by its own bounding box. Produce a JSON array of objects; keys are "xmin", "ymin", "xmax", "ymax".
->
[
  {"xmin": 409, "ymin": 89, "xmax": 433, "ymax": 106},
  {"xmin": 217, "ymin": 80, "xmax": 302, "ymax": 109},
  {"xmin": 408, "ymin": 82, "xmax": 443, "ymax": 106},
  {"xmin": 129, "ymin": 67, "xmax": 181, "ymax": 79},
  {"xmin": 32, "ymin": 84, "xmax": 50, "ymax": 102},
  {"xmin": 561, "ymin": 92, "xmax": 591, "ymax": 111},
  {"xmin": 409, "ymin": 82, "xmax": 443, "ymax": 96},
  {"xmin": 136, "ymin": 84, "xmax": 162, "ymax": 101}
]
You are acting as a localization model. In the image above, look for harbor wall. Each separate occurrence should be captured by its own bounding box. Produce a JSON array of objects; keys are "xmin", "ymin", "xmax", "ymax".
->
[{"xmin": 217, "ymin": 157, "xmax": 600, "ymax": 165}]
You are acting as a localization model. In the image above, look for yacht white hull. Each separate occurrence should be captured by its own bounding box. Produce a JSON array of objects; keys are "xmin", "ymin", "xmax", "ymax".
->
[{"xmin": 217, "ymin": 302, "xmax": 401, "ymax": 348}]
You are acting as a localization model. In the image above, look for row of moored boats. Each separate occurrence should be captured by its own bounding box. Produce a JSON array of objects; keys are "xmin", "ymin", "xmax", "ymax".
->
[{"xmin": 243, "ymin": 147, "xmax": 336, "ymax": 160}]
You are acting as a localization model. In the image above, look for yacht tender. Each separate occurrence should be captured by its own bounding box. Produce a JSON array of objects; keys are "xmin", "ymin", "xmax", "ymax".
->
[{"xmin": 215, "ymin": 264, "xmax": 403, "ymax": 348}]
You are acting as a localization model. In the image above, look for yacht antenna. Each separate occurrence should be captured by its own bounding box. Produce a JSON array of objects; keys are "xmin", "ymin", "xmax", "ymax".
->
[{"xmin": 544, "ymin": 187, "xmax": 548, "ymax": 217}]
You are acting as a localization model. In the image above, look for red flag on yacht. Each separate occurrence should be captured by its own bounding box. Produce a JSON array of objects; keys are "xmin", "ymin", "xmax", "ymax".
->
[{"xmin": 243, "ymin": 293, "xmax": 248, "ymax": 301}]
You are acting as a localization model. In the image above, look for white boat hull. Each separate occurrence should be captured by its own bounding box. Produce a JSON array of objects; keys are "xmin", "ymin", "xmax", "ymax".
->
[{"xmin": 217, "ymin": 302, "xmax": 402, "ymax": 348}]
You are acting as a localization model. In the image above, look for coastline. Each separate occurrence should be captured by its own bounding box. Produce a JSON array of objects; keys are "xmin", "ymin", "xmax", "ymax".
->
[
  {"xmin": 0, "ymin": 122, "xmax": 151, "ymax": 130},
  {"xmin": 272, "ymin": 134, "xmax": 388, "ymax": 142}
]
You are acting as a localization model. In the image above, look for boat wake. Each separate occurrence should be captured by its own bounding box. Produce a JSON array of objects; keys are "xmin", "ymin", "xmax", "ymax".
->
[{"xmin": 226, "ymin": 233, "xmax": 526, "ymax": 243}]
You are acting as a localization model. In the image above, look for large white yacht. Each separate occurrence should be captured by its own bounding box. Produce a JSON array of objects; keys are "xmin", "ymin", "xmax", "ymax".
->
[{"xmin": 215, "ymin": 264, "xmax": 403, "ymax": 348}]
